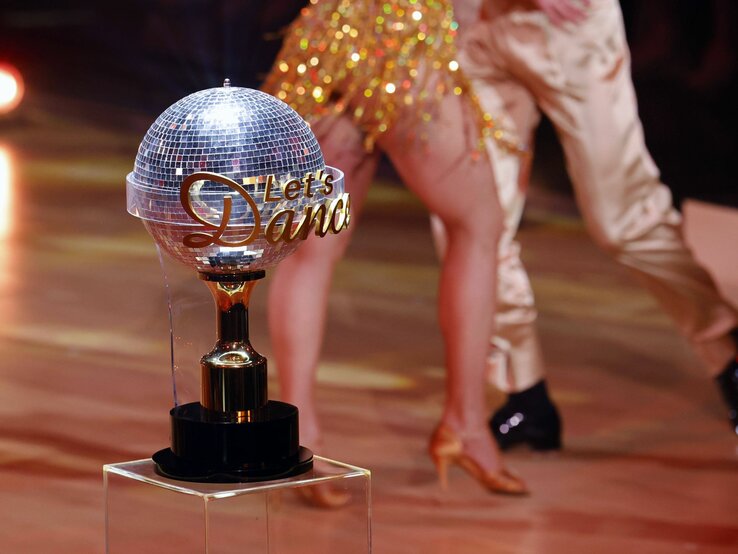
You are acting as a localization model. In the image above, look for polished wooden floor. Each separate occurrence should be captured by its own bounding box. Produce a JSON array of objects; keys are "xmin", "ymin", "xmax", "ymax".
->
[{"xmin": 1, "ymin": 93, "xmax": 738, "ymax": 553}]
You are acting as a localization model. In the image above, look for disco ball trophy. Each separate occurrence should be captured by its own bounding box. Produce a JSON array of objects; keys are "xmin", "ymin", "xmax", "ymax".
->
[{"xmin": 104, "ymin": 82, "xmax": 371, "ymax": 554}]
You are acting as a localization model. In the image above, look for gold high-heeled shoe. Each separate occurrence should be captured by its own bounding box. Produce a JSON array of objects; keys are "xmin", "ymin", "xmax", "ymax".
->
[{"xmin": 428, "ymin": 424, "xmax": 529, "ymax": 496}]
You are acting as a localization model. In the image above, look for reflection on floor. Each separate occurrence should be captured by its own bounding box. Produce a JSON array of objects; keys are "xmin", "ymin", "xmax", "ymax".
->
[{"xmin": 0, "ymin": 94, "xmax": 737, "ymax": 553}]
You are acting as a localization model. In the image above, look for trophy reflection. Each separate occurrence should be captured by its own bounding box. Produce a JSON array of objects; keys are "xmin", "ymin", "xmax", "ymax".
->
[{"xmin": 126, "ymin": 80, "xmax": 349, "ymax": 482}]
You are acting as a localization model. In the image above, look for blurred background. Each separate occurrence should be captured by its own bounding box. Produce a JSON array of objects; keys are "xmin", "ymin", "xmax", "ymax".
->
[
  {"xmin": 2, "ymin": 0, "xmax": 737, "ymax": 204},
  {"xmin": 1, "ymin": 1, "xmax": 737, "ymax": 553}
]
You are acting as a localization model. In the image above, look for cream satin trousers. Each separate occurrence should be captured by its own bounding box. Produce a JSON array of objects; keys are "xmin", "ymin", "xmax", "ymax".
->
[{"xmin": 440, "ymin": 0, "xmax": 738, "ymax": 391}]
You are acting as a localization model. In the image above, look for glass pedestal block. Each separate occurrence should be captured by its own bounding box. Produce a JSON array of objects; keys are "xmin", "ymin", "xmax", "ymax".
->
[{"xmin": 104, "ymin": 456, "xmax": 371, "ymax": 553}]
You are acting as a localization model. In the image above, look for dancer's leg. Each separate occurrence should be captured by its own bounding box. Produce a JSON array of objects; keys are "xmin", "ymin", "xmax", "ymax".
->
[
  {"xmin": 429, "ymin": 86, "xmax": 544, "ymax": 393},
  {"xmin": 469, "ymin": 1, "xmax": 738, "ymax": 373},
  {"xmin": 268, "ymin": 114, "xmax": 380, "ymax": 447},
  {"xmin": 379, "ymin": 92, "xmax": 505, "ymax": 472}
]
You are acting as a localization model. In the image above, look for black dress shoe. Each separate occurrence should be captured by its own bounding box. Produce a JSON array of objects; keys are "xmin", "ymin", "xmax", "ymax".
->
[
  {"xmin": 490, "ymin": 380, "xmax": 562, "ymax": 451},
  {"xmin": 715, "ymin": 357, "xmax": 738, "ymax": 436}
]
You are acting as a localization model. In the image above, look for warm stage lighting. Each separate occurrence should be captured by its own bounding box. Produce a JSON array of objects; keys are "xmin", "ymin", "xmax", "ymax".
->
[
  {"xmin": 0, "ymin": 148, "xmax": 11, "ymax": 239},
  {"xmin": 0, "ymin": 64, "xmax": 24, "ymax": 114}
]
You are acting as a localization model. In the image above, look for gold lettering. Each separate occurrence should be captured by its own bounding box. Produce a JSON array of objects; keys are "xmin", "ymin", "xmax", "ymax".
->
[
  {"xmin": 180, "ymin": 171, "xmax": 260, "ymax": 247},
  {"xmin": 282, "ymin": 179, "xmax": 302, "ymax": 200},
  {"xmin": 328, "ymin": 193, "xmax": 350, "ymax": 233},
  {"xmin": 304, "ymin": 172, "xmax": 315, "ymax": 198},
  {"xmin": 322, "ymin": 173, "xmax": 334, "ymax": 196},
  {"xmin": 179, "ymin": 170, "xmax": 351, "ymax": 249},
  {"xmin": 343, "ymin": 193, "xmax": 351, "ymax": 229},
  {"xmin": 265, "ymin": 209, "xmax": 298, "ymax": 244},
  {"xmin": 264, "ymin": 175, "xmax": 282, "ymax": 202},
  {"xmin": 293, "ymin": 203, "xmax": 329, "ymax": 239}
]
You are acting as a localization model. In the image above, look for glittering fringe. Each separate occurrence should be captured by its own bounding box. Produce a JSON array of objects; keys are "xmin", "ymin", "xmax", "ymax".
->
[{"xmin": 263, "ymin": 0, "xmax": 524, "ymax": 156}]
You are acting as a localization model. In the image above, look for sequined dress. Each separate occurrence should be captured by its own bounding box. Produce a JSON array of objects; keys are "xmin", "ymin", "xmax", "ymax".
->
[{"xmin": 263, "ymin": 0, "xmax": 519, "ymax": 153}]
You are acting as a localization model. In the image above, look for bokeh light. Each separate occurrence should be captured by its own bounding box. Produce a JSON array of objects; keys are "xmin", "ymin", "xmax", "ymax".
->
[{"xmin": 0, "ymin": 64, "xmax": 24, "ymax": 114}]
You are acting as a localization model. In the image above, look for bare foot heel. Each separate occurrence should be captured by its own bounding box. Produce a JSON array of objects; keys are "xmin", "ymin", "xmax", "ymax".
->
[{"xmin": 296, "ymin": 483, "xmax": 351, "ymax": 509}]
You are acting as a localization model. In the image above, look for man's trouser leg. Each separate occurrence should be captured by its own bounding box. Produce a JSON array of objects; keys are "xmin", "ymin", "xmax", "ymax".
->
[{"xmin": 468, "ymin": 0, "xmax": 738, "ymax": 374}]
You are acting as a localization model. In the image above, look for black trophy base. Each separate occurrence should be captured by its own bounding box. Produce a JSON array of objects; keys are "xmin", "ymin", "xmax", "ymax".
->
[
  {"xmin": 152, "ymin": 446, "xmax": 314, "ymax": 483},
  {"xmin": 153, "ymin": 400, "xmax": 313, "ymax": 483}
]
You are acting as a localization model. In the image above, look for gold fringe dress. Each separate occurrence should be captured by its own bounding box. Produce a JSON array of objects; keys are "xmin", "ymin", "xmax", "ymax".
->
[{"xmin": 263, "ymin": 0, "xmax": 520, "ymax": 154}]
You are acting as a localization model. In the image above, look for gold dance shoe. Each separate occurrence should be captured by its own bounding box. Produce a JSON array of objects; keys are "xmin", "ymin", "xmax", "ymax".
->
[{"xmin": 429, "ymin": 424, "xmax": 529, "ymax": 496}]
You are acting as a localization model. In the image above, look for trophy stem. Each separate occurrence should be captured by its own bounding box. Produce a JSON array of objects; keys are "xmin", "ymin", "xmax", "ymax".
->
[
  {"xmin": 216, "ymin": 296, "xmax": 249, "ymax": 343},
  {"xmin": 199, "ymin": 271, "xmax": 267, "ymax": 419}
]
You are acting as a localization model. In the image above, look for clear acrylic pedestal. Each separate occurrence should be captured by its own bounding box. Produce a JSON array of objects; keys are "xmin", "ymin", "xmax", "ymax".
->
[{"xmin": 104, "ymin": 456, "xmax": 371, "ymax": 553}]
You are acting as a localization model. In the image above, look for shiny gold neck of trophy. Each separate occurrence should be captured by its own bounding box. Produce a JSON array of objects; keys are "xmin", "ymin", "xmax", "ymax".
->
[
  {"xmin": 126, "ymin": 82, "xmax": 348, "ymax": 482},
  {"xmin": 199, "ymin": 272, "xmax": 265, "ymax": 423}
]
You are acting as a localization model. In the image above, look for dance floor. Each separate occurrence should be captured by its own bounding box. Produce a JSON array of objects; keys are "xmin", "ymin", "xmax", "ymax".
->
[{"xmin": 1, "ymin": 94, "xmax": 737, "ymax": 553}]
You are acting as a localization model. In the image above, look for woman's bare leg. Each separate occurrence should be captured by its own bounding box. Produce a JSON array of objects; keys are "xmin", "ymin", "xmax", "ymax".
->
[
  {"xmin": 379, "ymin": 94, "xmax": 505, "ymax": 472},
  {"xmin": 268, "ymin": 114, "xmax": 380, "ymax": 447}
]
